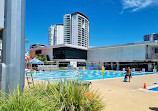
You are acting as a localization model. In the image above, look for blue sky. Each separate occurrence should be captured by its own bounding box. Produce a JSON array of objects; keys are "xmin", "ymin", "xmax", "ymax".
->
[{"xmin": 26, "ymin": 0, "xmax": 158, "ymax": 51}]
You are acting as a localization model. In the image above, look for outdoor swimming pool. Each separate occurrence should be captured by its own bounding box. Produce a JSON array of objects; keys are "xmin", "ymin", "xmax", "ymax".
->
[{"xmin": 30, "ymin": 70, "xmax": 156, "ymax": 81}]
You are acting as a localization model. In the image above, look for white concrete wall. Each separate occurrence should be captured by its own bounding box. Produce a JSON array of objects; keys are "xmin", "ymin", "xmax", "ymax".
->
[
  {"xmin": 87, "ymin": 45, "xmax": 146, "ymax": 63},
  {"xmin": 147, "ymin": 46, "xmax": 155, "ymax": 59},
  {"xmin": 42, "ymin": 48, "xmax": 53, "ymax": 61},
  {"xmin": 0, "ymin": 0, "xmax": 4, "ymax": 29}
]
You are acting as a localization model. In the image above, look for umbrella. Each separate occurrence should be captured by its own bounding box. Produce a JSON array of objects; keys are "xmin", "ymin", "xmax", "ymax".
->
[{"xmin": 29, "ymin": 57, "xmax": 44, "ymax": 64}]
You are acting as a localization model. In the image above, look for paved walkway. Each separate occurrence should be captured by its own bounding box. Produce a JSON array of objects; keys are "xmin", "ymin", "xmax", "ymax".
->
[{"xmin": 90, "ymin": 74, "xmax": 158, "ymax": 111}]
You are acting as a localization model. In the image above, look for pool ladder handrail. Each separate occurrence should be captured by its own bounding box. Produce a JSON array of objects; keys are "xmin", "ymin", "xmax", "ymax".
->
[{"xmin": 25, "ymin": 70, "xmax": 34, "ymax": 87}]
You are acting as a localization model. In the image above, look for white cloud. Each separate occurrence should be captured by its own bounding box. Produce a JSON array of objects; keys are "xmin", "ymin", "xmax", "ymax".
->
[{"xmin": 122, "ymin": 0, "xmax": 158, "ymax": 12}]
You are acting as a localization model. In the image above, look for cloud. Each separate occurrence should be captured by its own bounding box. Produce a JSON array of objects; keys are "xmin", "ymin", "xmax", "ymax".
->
[{"xmin": 122, "ymin": 0, "xmax": 158, "ymax": 12}]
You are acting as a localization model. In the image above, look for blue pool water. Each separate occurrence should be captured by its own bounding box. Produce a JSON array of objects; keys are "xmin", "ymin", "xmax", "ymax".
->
[
  {"xmin": 149, "ymin": 87, "xmax": 158, "ymax": 92},
  {"xmin": 29, "ymin": 70, "xmax": 156, "ymax": 81}
]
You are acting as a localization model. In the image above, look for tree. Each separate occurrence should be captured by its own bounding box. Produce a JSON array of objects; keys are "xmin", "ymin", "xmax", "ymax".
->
[{"xmin": 35, "ymin": 54, "xmax": 47, "ymax": 64}]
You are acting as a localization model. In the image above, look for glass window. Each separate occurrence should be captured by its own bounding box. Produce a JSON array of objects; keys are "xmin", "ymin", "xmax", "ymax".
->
[{"xmin": 53, "ymin": 47, "xmax": 87, "ymax": 59}]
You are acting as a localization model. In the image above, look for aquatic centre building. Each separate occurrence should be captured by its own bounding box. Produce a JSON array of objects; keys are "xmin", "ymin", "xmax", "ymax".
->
[
  {"xmin": 30, "ymin": 44, "xmax": 87, "ymax": 67},
  {"xmin": 30, "ymin": 40, "xmax": 158, "ymax": 71}
]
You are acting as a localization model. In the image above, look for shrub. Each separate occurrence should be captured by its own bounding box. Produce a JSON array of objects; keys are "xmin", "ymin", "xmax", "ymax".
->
[
  {"xmin": 59, "ymin": 67, "xmax": 67, "ymax": 70},
  {"xmin": 0, "ymin": 80, "xmax": 104, "ymax": 111}
]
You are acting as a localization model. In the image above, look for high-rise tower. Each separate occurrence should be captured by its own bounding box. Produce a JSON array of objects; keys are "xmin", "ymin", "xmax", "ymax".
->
[
  {"xmin": 64, "ymin": 12, "xmax": 89, "ymax": 48},
  {"xmin": 48, "ymin": 24, "xmax": 64, "ymax": 46}
]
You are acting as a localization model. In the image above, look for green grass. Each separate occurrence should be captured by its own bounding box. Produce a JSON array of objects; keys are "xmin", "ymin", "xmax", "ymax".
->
[{"xmin": 0, "ymin": 80, "xmax": 104, "ymax": 111}]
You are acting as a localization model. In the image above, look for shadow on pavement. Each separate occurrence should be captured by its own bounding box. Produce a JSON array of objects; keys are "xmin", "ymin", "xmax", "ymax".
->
[{"xmin": 149, "ymin": 107, "xmax": 158, "ymax": 111}]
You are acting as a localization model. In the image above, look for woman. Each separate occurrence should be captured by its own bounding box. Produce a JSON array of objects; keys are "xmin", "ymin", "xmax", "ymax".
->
[{"xmin": 125, "ymin": 67, "xmax": 132, "ymax": 82}]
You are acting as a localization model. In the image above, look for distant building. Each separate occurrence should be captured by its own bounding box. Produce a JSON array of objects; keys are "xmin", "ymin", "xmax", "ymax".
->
[
  {"xmin": 30, "ymin": 44, "xmax": 46, "ymax": 49},
  {"xmin": 48, "ymin": 24, "xmax": 64, "ymax": 46},
  {"xmin": 144, "ymin": 33, "xmax": 158, "ymax": 41},
  {"xmin": 64, "ymin": 12, "xmax": 89, "ymax": 48}
]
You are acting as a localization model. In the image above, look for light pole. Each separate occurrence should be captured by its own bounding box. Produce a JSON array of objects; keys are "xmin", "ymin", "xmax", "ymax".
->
[{"xmin": 1, "ymin": 0, "xmax": 26, "ymax": 93}]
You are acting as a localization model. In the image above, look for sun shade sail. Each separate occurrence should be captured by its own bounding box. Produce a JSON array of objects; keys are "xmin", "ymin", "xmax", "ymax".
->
[{"xmin": 28, "ymin": 57, "xmax": 44, "ymax": 64}]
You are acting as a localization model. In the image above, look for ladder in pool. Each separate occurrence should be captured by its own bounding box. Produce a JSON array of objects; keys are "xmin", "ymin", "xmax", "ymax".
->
[{"xmin": 25, "ymin": 70, "xmax": 34, "ymax": 87}]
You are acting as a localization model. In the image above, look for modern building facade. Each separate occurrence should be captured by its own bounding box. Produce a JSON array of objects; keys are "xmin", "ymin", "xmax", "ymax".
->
[
  {"xmin": 29, "ymin": 40, "xmax": 158, "ymax": 71},
  {"xmin": 87, "ymin": 41, "xmax": 158, "ymax": 71},
  {"xmin": 144, "ymin": 33, "xmax": 158, "ymax": 41},
  {"xmin": 30, "ymin": 44, "xmax": 87, "ymax": 67},
  {"xmin": 48, "ymin": 24, "xmax": 64, "ymax": 46},
  {"xmin": 64, "ymin": 12, "xmax": 89, "ymax": 48}
]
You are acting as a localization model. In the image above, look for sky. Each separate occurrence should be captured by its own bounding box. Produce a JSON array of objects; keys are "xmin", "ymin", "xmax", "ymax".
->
[{"xmin": 26, "ymin": 0, "xmax": 158, "ymax": 51}]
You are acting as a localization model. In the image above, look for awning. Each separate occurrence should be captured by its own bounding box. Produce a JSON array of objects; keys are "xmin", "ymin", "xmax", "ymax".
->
[{"xmin": 28, "ymin": 57, "xmax": 44, "ymax": 64}]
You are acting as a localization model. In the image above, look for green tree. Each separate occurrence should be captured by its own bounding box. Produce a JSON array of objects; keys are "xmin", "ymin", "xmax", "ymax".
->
[{"xmin": 35, "ymin": 54, "xmax": 47, "ymax": 63}]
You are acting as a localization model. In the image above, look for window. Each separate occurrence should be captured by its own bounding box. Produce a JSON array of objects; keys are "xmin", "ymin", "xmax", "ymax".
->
[
  {"xmin": 53, "ymin": 47, "xmax": 87, "ymax": 59},
  {"xmin": 35, "ymin": 50, "xmax": 42, "ymax": 55}
]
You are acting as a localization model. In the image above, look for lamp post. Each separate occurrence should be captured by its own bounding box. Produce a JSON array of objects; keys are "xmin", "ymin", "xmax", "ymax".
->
[{"xmin": 1, "ymin": 0, "xmax": 26, "ymax": 93}]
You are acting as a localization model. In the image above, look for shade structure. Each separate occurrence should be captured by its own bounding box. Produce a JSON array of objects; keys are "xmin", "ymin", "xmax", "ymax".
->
[{"xmin": 29, "ymin": 57, "xmax": 44, "ymax": 64}]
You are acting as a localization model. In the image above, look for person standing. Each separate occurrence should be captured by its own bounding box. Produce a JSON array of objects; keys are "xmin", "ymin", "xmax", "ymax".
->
[{"xmin": 125, "ymin": 67, "xmax": 132, "ymax": 82}]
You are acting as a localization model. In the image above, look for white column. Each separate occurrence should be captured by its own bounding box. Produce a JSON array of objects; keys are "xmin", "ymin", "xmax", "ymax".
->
[
  {"xmin": 1, "ymin": 0, "xmax": 26, "ymax": 93},
  {"xmin": 111, "ymin": 62, "xmax": 113, "ymax": 70},
  {"xmin": 116, "ymin": 62, "xmax": 119, "ymax": 71}
]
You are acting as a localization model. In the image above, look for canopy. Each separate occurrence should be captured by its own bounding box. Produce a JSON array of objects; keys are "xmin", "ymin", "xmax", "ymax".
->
[{"xmin": 28, "ymin": 57, "xmax": 44, "ymax": 64}]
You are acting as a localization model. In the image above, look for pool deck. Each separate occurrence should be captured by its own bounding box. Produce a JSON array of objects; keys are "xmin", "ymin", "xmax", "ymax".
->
[
  {"xmin": 90, "ymin": 74, "xmax": 158, "ymax": 111},
  {"xmin": 25, "ymin": 73, "xmax": 158, "ymax": 111}
]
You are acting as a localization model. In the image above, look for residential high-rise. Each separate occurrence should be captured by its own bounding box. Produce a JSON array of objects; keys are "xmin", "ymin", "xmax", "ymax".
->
[
  {"xmin": 63, "ymin": 14, "xmax": 71, "ymax": 44},
  {"xmin": 48, "ymin": 24, "xmax": 64, "ymax": 46},
  {"xmin": 64, "ymin": 12, "xmax": 89, "ymax": 48},
  {"xmin": 144, "ymin": 33, "xmax": 158, "ymax": 41}
]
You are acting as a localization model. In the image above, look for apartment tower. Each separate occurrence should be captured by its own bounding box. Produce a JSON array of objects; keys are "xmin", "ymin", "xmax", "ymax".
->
[
  {"xmin": 64, "ymin": 12, "xmax": 89, "ymax": 48},
  {"xmin": 48, "ymin": 24, "xmax": 64, "ymax": 46}
]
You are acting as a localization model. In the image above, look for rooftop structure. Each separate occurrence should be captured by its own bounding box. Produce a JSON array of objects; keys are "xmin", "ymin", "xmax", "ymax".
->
[
  {"xmin": 144, "ymin": 33, "xmax": 158, "ymax": 41},
  {"xmin": 30, "ymin": 44, "xmax": 46, "ymax": 49}
]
